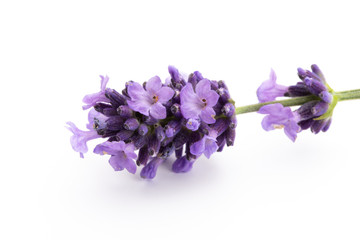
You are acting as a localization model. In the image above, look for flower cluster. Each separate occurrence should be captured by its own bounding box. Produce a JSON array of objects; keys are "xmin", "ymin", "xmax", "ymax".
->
[
  {"xmin": 67, "ymin": 66, "xmax": 237, "ymax": 179},
  {"xmin": 256, "ymin": 64, "xmax": 336, "ymax": 141}
]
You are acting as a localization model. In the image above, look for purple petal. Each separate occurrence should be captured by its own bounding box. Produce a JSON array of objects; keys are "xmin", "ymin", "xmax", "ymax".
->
[
  {"xmin": 195, "ymin": 79, "xmax": 211, "ymax": 100},
  {"xmin": 204, "ymin": 90, "xmax": 219, "ymax": 107},
  {"xmin": 180, "ymin": 84, "xmax": 202, "ymax": 119},
  {"xmin": 100, "ymin": 75, "xmax": 109, "ymax": 91},
  {"xmin": 200, "ymin": 107, "xmax": 216, "ymax": 124},
  {"xmin": 146, "ymin": 76, "xmax": 162, "ymax": 94},
  {"xmin": 156, "ymin": 87, "xmax": 175, "ymax": 103},
  {"xmin": 172, "ymin": 156, "xmax": 195, "ymax": 173},
  {"xmin": 127, "ymin": 82, "xmax": 148, "ymax": 100},
  {"xmin": 203, "ymin": 138, "xmax": 218, "ymax": 159},
  {"xmin": 127, "ymin": 99, "xmax": 152, "ymax": 116},
  {"xmin": 109, "ymin": 156, "xmax": 125, "ymax": 171},
  {"xmin": 190, "ymin": 137, "xmax": 205, "ymax": 156},
  {"xmin": 94, "ymin": 141, "xmax": 126, "ymax": 155},
  {"xmin": 149, "ymin": 102, "xmax": 167, "ymax": 119},
  {"xmin": 109, "ymin": 155, "xmax": 136, "ymax": 174},
  {"xmin": 284, "ymin": 119, "xmax": 300, "ymax": 142}
]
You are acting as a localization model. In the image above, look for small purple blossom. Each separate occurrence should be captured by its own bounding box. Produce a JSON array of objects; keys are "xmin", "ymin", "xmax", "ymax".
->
[
  {"xmin": 258, "ymin": 103, "xmax": 301, "ymax": 142},
  {"xmin": 180, "ymin": 79, "xmax": 219, "ymax": 124},
  {"xmin": 66, "ymin": 109, "xmax": 107, "ymax": 158},
  {"xmin": 127, "ymin": 76, "xmax": 174, "ymax": 119},
  {"xmin": 257, "ymin": 69, "xmax": 288, "ymax": 103},
  {"xmin": 258, "ymin": 65, "xmax": 335, "ymax": 141},
  {"xmin": 94, "ymin": 141, "xmax": 137, "ymax": 174},
  {"xmin": 82, "ymin": 75, "xmax": 109, "ymax": 110},
  {"xmin": 190, "ymin": 130, "xmax": 219, "ymax": 158}
]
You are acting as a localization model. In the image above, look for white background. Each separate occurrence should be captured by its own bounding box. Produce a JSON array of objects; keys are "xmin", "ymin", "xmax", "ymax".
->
[{"xmin": 1, "ymin": 0, "xmax": 360, "ymax": 239}]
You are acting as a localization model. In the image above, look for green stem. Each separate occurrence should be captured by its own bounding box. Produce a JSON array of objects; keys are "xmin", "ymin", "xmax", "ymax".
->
[{"xmin": 235, "ymin": 89, "xmax": 360, "ymax": 115}]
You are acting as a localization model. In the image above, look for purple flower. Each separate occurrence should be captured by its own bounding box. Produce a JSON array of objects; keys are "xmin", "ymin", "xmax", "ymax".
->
[
  {"xmin": 140, "ymin": 157, "xmax": 164, "ymax": 179},
  {"xmin": 66, "ymin": 109, "xmax": 107, "ymax": 158},
  {"xmin": 172, "ymin": 156, "xmax": 195, "ymax": 173},
  {"xmin": 127, "ymin": 76, "xmax": 174, "ymax": 119},
  {"xmin": 190, "ymin": 130, "xmax": 219, "ymax": 158},
  {"xmin": 94, "ymin": 141, "xmax": 137, "ymax": 174},
  {"xmin": 180, "ymin": 79, "xmax": 219, "ymax": 124},
  {"xmin": 82, "ymin": 75, "xmax": 109, "ymax": 110},
  {"xmin": 66, "ymin": 122, "xmax": 99, "ymax": 158},
  {"xmin": 257, "ymin": 69, "xmax": 288, "ymax": 102},
  {"xmin": 258, "ymin": 103, "xmax": 301, "ymax": 142}
]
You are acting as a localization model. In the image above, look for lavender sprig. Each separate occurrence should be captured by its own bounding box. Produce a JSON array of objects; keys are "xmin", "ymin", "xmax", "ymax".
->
[{"xmin": 67, "ymin": 64, "xmax": 360, "ymax": 179}]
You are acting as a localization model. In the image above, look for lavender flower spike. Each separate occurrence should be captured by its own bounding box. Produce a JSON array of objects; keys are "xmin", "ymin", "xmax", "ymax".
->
[
  {"xmin": 68, "ymin": 66, "xmax": 237, "ymax": 179},
  {"xmin": 258, "ymin": 103, "xmax": 301, "ymax": 142},
  {"xmin": 257, "ymin": 69, "xmax": 288, "ymax": 102},
  {"xmin": 127, "ymin": 76, "xmax": 175, "ymax": 119},
  {"xmin": 180, "ymin": 79, "xmax": 219, "ymax": 124},
  {"xmin": 94, "ymin": 141, "xmax": 137, "ymax": 174},
  {"xmin": 82, "ymin": 75, "xmax": 110, "ymax": 110}
]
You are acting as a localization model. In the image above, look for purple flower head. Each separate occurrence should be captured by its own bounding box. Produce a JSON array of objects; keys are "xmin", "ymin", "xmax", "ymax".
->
[
  {"xmin": 258, "ymin": 65, "xmax": 335, "ymax": 141},
  {"xmin": 140, "ymin": 157, "xmax": 164, "ymax": 179},
  {"xmin": 82, "ymin": 75, "xmax": 110, "ymax": 110},
  {"xmin": 258, "ymin": 103, "xmax": 301, "ymax": 142},
  {"xmin": 172, "ymin": 156, "xmax": 195, "ymax": 173},
  {"xmin": 68, "ymin": 66, "xmax": 237, "ymax": 179},
  {"xmin": 66, "ymin": 109, "xmax": 107, "ymax": 158},
  {"xmin": 257, "ymin": 69, "xmax": 288, "ymax": 103},
  {"xmin": 127, "ymin": 76, "xmax": 175, "ymax": 119},
  {"xmin": 190, "ymin": 129, "xmax": 219, "ymax": 158},
  {"xmin": 94, "ymin": 141, "xmax": 137, "ymax": 174},
  {"xmin": 180, "ymin": 79, "xmax": 219, "ymax": 124}
]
